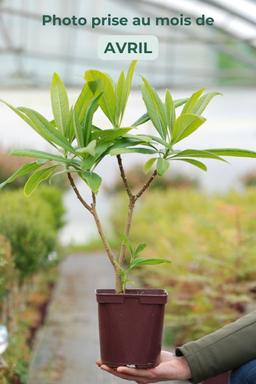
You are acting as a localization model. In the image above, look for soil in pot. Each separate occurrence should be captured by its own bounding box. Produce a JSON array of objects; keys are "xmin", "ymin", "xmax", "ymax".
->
[{"xmin": 96, "ymin": 288, "xmax": 168, "ymax": 368}]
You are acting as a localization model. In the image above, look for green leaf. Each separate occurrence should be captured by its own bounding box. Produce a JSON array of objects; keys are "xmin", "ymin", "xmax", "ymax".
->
[
  {"xmin": 108, "ymin": 136, "xmax": 157, "ymax": 154},
  {"xmin": 165, "ymin": 89, "xmax": 175, "ymax": 135},
  {"xmin": 203, "ymin": 148, "xmax": 256, "ymax": 158},
  {"xmin": 123, "ymin": 134, "xmax": 155, "ymax": 147},
  {"xmin": 85, "ymin": 70, "xmax": 116, "ymax": 125},
  {"xmin": 145, "ymin": 135, "xmax": 168, "ymax": 147},
  {"xmin": 66, "ymin": 106, "xmax": 75, "ymax": 143},
  {"xmin": 11, "ymin": 149, "xmax": 79, "ymax": 167},
  {"xmin": 130, "ymin": 257, "xmax": 171, "ymax": 269},
  {"xmin": 24, "ymin": 166, "xmax": 57, "ymax": 196},
  {"xmin": 192, "ymin": 92, "xmax": 222, "ymax": 115},
  {"xmin": 134, "ymin": 134, "xmax": 153, "ymax": 143},
  {"xmin": 110, "ymin": 147, "xmax": 156, "ymax": 156},
  {"xmin": 91, "ymin": 127, "xmax": 132, "ymax": 142},
  {"xmin": 86, "ymin": 141, "xmax": 116, "ymax": 170},
  {"xmin": 51, "ymin": 73, "xmax": 70, "ymax": 135},
  {"xmin": 175, "ymin": 158, "xmax": 207, "ymax": 171},
  {"xmin": 76, "ymin": 140, "xmax": 96, "ymax": 157},
  {"xmin": 174, "ymin": 98, "xmax": 189, "ymax": 108},
  {"xmin": 115, "ymin": 61, "xmax": 137, "ymax": 126},
  {"xmin": 132, "ymin": 99, "xmax": 187, "ymax": 128},
  {"xmin": 0, "ymin": 162, "xmax": 44, "ymax": 189},
  {"xmin": 81, "ymin": 171, "xmax": 102, "ymax": 193},
  {"xmin": 115, "ymin": 71, "xmax": 126, "ymax": 126},
  {"xmin": 132, "ymin": 113, "xmax": 150, "ymax": 127},
  {"xmin": 74, "ymin": 82, "xmax": 94, "ymax": 123},
  {"xmin": 172, "ymin": 149, "xmax": 227, "ymax": 162},
  {"xmin": 172, "ymin": 113, "xmax": 206, "ymax": 144},
  {"xmin": 143, "ymin": 158, "xmax": 157, "ymax": 173},
  {"xmin": 116, "ymin": 61, "xmax": 137, "ymax": 127},
  {"xmin": 125, "ymin": 61, "xmax": 137, "ymax": 97},
  {"xmin": 72, "ymin": 109, "xmax": 84, "ymax": 147},
  {"xmin": 182, "ymin": 88, "xmax": 205, "ymax": 114},
  {"xmin": 18, "ymin": 106, "xmax": 75, "ymax": 153},
  {"xmin": 82, "ymin": 93, "xmax": 102, "ymax": 146},
  {"xmin": 49, "ymin": 169, "xmax": 79, "ymax": 184},
  {"xmin": 141, "ymin": 77, "xmax": 167, "ymax": 139},
  {"xmin": 121, "ymin": 234, "xmax": 135, "ymax": 258},
  {"xmin": 134, "ymin": 243, "xmax": 147, "ymax": 256},
  {"xmin": 122, "ymin": 60, "xmax": 137, "ymax": 121},
  {"xmin": 0, "ymin": 100, "xmax": 73, "ymax": 153},
  {"xmin": 156, "ymin": 158, "xmax": 169, "ymax": 176}
]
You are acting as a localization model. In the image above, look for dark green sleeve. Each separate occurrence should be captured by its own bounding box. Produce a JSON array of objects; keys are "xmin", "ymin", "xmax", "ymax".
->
[{"xmin": 176, "ymin": 311, "xmax": 256, "ymax": 383}]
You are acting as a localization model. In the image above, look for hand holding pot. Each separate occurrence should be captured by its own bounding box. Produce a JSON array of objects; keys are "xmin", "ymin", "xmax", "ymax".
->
[{"xmin": 97, "ymin": 350, "xmax": 192, "ymax": 383}]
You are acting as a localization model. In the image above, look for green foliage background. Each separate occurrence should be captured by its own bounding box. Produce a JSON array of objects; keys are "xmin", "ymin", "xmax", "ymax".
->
[
  {"xmin": 0, "ymin": 186, "xmax": 65, "ymax": 382},
  {"xmin": 112, "ymin": 188, "xmax": 256, "ymax": 343}
]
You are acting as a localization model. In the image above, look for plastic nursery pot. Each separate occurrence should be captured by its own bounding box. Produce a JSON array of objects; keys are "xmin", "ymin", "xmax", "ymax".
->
[
  {"xmin": 96, "ymin": 288, "xmax": 168, "ymax": 368},
  {"xmin": 203, "ymin": 372, "xmax": 230, "ymax": 384}
]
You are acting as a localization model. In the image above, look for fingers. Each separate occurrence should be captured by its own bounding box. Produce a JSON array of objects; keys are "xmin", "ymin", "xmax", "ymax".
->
[
  {"xmin": 117, "ymin": 367, "xmax": 154, "ymax": 377},
  {"xmin": 117, "ymin": 366, "xmax": 157, "ymax": 382},
  {"xmin": 97, "ymin": 362, "xmax": 158, "ymax": 383},
  {"xmin": 100, "ymin": 364, "xmax": 139, "ymax": 381}
]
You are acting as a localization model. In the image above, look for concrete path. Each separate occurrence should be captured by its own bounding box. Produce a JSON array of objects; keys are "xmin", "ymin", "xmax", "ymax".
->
[{"xmin": 28, "ymin": 253, "xmax": 186, "ymax": 384}]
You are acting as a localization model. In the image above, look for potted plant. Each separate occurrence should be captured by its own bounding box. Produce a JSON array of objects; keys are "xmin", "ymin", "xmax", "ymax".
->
[{"xmin": 1, "ymin": 61, "xmax": 256, "ymax": 369}]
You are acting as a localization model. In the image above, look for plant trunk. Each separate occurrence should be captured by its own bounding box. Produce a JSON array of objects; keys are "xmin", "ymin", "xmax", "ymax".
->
[{"xmin": 115, "ymin": 272, "xmax": 123, "ymax": 293}]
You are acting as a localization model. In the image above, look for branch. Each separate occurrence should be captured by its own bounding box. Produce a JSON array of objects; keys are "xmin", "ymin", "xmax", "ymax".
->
[
  {"xmin": 116, "ymin": 155, "xmax": 133, "ymax": 199},
  {"xmin": 91, "ymin": 191, "xmax": 96, "ymax": 208},
  {"xmin": 67, "ymin": 172, "xmax": 93, "ymax": 213},
  {"xmin": 68, "ymin": 174, "xmax": 118, "ymax": 286},
  {"xmin": 91, "ymin": 193, "xmax": 116, "ymax": 269},
  {"xmin": 118, "ymin": 168, "xmax": 157, "ymax": 265},
  {"xmin": 119, "ymin": 197, "xmax": 135, "ymax": 265},
  {"xmin": 135, "ymin": 170, "xmax": 157, "ymax": 201}
]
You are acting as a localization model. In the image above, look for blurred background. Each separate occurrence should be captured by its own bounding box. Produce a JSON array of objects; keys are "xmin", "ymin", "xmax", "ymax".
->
[
  {"xmin": 1, "ymin": 0, "xmax": 256, "ymax": 87},
  {"xmin": 1, "ymin": 0, "xmax": 256, "ymax": 243},
  {"xmin": 1, "ymin": 1, "xmax": 256, "ymax": 383}
]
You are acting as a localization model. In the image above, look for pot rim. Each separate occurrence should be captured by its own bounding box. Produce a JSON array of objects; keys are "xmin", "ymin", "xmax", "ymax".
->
[{"xmin": 96, "ymin": 288, "xmax": 168, "ymax": 297}]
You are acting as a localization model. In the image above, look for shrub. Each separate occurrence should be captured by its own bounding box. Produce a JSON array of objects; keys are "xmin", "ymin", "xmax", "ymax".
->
[
  {"xmin": 112, "ymin": 189, "xmax": 256, "ymax": 342},
  {"xmin": 241, "ymin": 169, "xmax": 256, "ymax": 188},
  {"xmin": 0, "ymin": 189, "xmax": 62, "ymax": 281},
  {"xmin": 35, "ymin": 186, "xmax": 66, "ymax": 230},
  {"xmin": 0, "ymin": 235, "xmax": 16, "ymax": 299}
]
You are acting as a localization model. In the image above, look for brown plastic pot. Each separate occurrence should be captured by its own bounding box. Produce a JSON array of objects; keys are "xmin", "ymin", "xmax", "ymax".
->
[{"xmin": 96, "ymin": 288, "xmax": 168, "ymax": 368}]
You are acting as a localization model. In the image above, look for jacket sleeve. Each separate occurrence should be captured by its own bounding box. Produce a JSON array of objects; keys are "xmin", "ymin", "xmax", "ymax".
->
[{"xmin": 175, "ymin": 311, "xmax": 256, "ymax": 383}]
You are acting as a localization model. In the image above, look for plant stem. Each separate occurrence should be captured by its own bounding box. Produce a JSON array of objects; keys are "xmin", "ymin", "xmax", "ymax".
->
[
  {"xmin": 67, "ymin": 173, "xmax": 93, "ymax": 213},
  {"xmin": 91, "ymin": 193, "xmax": 116, "ymax": 270},
  {"xmin": 119, "ymin": 197, "xmax": 135, "ymax": 265},
  {"xmin": 116, "ymin": 155, "xmax": 133, "ymax": 198},
  {"xmin": 68, "ymin": 164, "xmax": 157, "ymax": 293},
  {"xmin": 135, "ymin": 170, "xmax": 157, "ymax": 200},
  {"xmin": 68, "ymin": 173, "xmax": 121, "ymax": 290},
  {"xmin": 115, "ymin": 273, "xmax": 123, "ymax": 293},
  {"xmin": 117, "ymin": 156, "xmax": 158, "ymax": 266}
]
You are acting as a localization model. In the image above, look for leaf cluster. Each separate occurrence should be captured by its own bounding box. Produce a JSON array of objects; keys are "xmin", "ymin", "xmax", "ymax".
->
[
  {"xmin": 1, "ymin": 62, "xmax": 256, "ymax": 291},
  {"xmin": 117, "ymin": 236, "xmax": 170, "ymax": 292},
  {"xmin": 2, "ymin": 62, "xmax": 255, "ymax": 197}
]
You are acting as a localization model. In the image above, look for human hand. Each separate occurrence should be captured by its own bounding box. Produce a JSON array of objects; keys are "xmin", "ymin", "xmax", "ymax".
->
[{"xmin": 96, "ymin": 350, "xmax": 192, "ymax": 383}]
